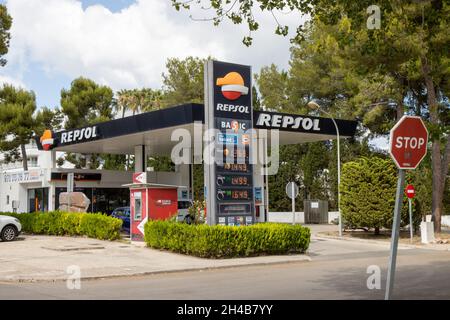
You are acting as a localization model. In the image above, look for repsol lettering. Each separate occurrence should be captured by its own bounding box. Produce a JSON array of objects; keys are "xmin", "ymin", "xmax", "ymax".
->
[
  {"xmin": 256, "ymin": 113, "xmax": 321, "ymax": 131},
  {"xmin": 216, "ymin": 103, "xmax": 250, "ymax": 114},
  {"xmin": 60, "ymin": 126, "xmax": 98, "ymax": 144}
]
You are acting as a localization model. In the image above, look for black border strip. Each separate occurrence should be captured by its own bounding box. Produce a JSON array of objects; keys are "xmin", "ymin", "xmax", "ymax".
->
[
  {"xmin": 34, "ymin": 104, "xmax": 357, "ymax": 151},
  {"xmin": 253, "ymin": 110, "xmax": 357, "ymax": 137}
]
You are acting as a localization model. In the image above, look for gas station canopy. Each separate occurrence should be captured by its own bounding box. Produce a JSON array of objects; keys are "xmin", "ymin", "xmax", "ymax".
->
[{"xmin": 35, "ymin": 103, "xmax": 357, "ymax": 155}]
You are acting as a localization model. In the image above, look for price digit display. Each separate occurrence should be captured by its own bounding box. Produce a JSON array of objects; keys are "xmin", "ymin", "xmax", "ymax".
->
[
  {"xmin": 217, "ymin": 175, "xmax": 251, "ymax": 187},
  {"xmin": 231, "ymin": 176, "xmax": 248, "ymax": 186},
  {"xmin": 217, "ymin": 188, "xmax": 252, "ymax": 201},
  {"xmin": 216, "ymin": 163, "xmax": 250, "ymax": 173},
  {"xmin": 232, "ymin": 190, "xmax": 248, "ymax": 199}
]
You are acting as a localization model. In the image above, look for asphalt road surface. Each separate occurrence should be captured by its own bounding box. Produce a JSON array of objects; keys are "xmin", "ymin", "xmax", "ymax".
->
[{"xmin": 1, "ymin": 237, "xmax": 449, "ymax": 300}]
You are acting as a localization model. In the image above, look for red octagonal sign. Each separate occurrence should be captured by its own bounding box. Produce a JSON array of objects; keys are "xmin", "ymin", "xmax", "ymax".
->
[
  {"xmin": 389, "ymin": 115, "xmax": 428, "ymax": 169},
  {"xmin": 405, "ymin": 184, "xmax": 415, "ymax": 199}
]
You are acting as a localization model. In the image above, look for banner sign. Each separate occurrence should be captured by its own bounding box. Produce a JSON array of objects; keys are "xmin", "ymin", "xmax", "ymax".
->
[
  {"xmin": 37, "ymin": 125, "xmax": 100, "ymax": 150},
  {"xmin": 3, "ymin": 170, "xmax": 43, "ymax": 183},
  {"xmin": 50, "ymin": 172, "xmax": 102, "ymax": 182}
]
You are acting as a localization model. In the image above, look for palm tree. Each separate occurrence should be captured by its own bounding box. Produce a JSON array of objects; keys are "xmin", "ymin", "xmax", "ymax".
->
[
  {"xmin": 139, "ymin": 88, "xmax": 166, "ymax": 112},
  {"xmin": 115, "ymin": 89, "xmax": 132, "ymax": 118}
]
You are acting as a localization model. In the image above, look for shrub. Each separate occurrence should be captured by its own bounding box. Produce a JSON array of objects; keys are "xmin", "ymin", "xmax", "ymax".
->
[
  {"xmin": 0, "ymin": 211, "xmax": 122, "ymax": 240},
  {"xmin": 79, "ymin": 213, "xmax": 122, "ymax": 240},
  {"xmin": 186, "ymin": 200, "xmax": 206, "ymax": 224},
  {"xmin": 144, "ymin": 220, "xmax": 310, "ymax": 258},
  {"xmin": 341, "ymin": 156, "xmax": 421, "ymax": 234}
]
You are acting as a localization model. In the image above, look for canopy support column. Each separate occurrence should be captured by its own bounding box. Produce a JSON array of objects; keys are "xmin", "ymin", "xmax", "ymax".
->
[{"xmin": 134, "ymin": 145, "xmax": 147, "ymax": 173}]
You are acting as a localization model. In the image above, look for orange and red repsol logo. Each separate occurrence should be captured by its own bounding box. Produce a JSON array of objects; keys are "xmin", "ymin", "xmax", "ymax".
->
[
  {"xmin": 40, "ymin": 129, "xmax": 54, "ymax": 150},
  {"xmin": 216, "ymin": 72, "xmax": 249, "ymax": 101}
]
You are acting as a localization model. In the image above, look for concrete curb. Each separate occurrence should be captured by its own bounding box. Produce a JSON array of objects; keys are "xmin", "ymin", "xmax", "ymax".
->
[
  {"xmin": 0, "ymin": 255, "xmax": 312, "ymax": 284},
  {"xmin": 315, "ymin": 233, "xmax": 450, "ymax": 251}
]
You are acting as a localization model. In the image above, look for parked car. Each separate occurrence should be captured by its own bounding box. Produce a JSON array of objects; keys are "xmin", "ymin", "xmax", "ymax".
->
[
  {"xmin": 0, "ymin": 215, "xmax": 22, "ymax": 242},
  {"xmin": 111, "ymin": 207, "xmax": 130, "ymax": 233},
  {"xmin": 177, "ymin": 200, "xmax": 193, "ymax": 223}
]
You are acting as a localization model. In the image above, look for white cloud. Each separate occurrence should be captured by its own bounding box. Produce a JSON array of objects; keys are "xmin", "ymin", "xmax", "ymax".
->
[
  {"xmin": 4, "ymin": 0, "xmax": 306, "ymax": 92},
  {"xmin": 0, "ymin": 74, "xmax": 26, "ymax": 88}
]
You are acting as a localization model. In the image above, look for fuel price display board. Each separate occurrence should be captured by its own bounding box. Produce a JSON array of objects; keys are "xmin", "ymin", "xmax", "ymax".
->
[{"xmin": 204, "ymin": 61, "xmax": 255, "ymax": 226}]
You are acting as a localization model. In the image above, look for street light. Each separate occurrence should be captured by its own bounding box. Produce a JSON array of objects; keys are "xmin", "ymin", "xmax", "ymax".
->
[{"xmin": 307, "ymin": 101, "xmax": 342, "ymax": 237}]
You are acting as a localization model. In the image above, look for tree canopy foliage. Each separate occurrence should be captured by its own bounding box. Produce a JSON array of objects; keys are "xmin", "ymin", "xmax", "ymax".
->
[
  {"xmin": 59, "ymin": 77, "xmax": 114, "ymax": 169},
  {"xmin": 0, "ymin": 4, "xmax": 12, "ymax": 67},
  {"xmin": 0, "ymin": 85, "xmax": 36, "ymax": 170},
  {"xmin": 194, "ymin": 0, "xmax": 449, "ymax": 230},
  {"xmin": 61, "ymin": 77, "xmax": 114, "ymax": 129},
  {"xmin": 341, "ymin": 157, "xmax": 422, "ymax": 234}
]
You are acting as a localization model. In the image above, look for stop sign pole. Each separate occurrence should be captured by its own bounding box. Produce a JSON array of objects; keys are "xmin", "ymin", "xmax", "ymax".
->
[{"xmin": 385, "ymin": 116, "xmax": 428, "ymax": 300}]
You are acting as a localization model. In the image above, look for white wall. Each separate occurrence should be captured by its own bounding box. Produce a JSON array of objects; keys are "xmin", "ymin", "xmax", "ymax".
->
[
  {"xmin": 328, "ymin": 211, "xmax": 340, "ymax": 224},
  {"xmin": 0, "ymin": 171, "xmax": 44, "ymax": 213},
  {"xmin": 442, "ymin": 216, "xmax": 450, "ymax": 227},
  {"xmin": 268, "ymin": 211, "xmax": 305, "ymax": 224},
  {"xmin": 268, "ymin": 211, "xmax": 339, "ymax": 224}
]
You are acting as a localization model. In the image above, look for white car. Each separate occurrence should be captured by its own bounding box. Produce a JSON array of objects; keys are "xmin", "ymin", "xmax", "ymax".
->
[{"xmin": 0, "ymin": 215, "xmax": 22, "ymax": 242}]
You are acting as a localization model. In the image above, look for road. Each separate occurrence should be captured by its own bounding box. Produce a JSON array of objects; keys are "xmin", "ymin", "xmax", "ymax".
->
[{"xmin": 1, "ymin": 236, "xmax": 449, "ymax": 300}]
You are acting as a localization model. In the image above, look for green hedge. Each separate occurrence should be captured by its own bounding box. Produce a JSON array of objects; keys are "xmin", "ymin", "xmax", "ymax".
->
[
  {"xmin": 0, "ymin": 211, "xmax": 122, "ymax": 240},
  {"xmin": 144, "ymin": 220, "xmax": 311, "ymax": 258}
]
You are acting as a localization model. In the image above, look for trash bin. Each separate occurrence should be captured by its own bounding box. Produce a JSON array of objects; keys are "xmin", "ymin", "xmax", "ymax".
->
[{"xmin": 304, "ymin": 200, "xmax": 328, "ymax": 224}]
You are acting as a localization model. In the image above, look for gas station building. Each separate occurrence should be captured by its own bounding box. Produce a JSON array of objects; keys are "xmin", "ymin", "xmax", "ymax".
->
[
  {"xmin": 29, "ymin": 102, "xmax": 356, "ymax": 220},
  {"xmin": 0, "ymin": 62, "xmax": 357, "ymax": 239}
]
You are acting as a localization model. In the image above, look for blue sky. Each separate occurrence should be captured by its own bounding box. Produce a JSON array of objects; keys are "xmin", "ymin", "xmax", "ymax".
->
[
  {"xmin": 1, "ymin": 0, "xmax": 304, "ymax": 110},
  {"xmin": 1, "ymin": 0, "xmax": 136, "ymax": 108},
  {"xmin": 80, "ymin": 0, "xmax": 134, "ymax": 12}
]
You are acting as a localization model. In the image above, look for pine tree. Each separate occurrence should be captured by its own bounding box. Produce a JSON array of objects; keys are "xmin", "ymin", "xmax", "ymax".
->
[
  {"xmin": 341, "ymin": 156, "xmax": 420, "ymax": 234},
  {"xmin": 0, "ymin": 84, "xmax": 36, "ymax": 171}
]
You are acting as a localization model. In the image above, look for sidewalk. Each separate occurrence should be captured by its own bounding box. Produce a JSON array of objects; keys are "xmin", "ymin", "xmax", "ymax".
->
[
  {"xmin": 316, "ymin": 232, "xmax": 450, "ymax": 251},
  {"xmin": 0, "ymin": 235, "xmax": 311, "ymax": 283},
  {"xmin": 303, "ymin": 223, "xmax": 450, "ymax": 251}
]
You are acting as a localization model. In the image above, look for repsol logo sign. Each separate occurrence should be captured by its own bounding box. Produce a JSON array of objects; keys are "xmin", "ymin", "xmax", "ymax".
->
[
  {"xmin": 256, "ymin": 113, "xmax": 321, "ymax": 131},
  {"xmin": 216, "ymin": 103, "xmax": 250, "ymax": 114},
  {"xmin": 60, "ymin": 126, "xmax": 99, "ymax": 144}
]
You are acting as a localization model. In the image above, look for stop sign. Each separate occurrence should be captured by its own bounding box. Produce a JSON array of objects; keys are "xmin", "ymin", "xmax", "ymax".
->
[
  {"xmin": 389, "ymin": 115, "xmax": 428, "ymax": 169},
  {"xmin": 405, "ymin": 184, "xmax": 415, "ymax": 199}
]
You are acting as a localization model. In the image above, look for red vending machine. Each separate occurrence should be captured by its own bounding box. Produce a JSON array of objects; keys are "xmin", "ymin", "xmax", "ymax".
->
[{"xmin": 127, "ymin": 173, "xmax": 179, "ymax": 241}]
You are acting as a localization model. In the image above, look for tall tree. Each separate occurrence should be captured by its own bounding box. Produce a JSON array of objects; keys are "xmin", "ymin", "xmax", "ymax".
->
[
  {"xmin": 213, "ymin": 0, "xmax": 449, "ymax": 231},
  {"xmin": 309, "ymin": 0, "xmax": 450, "ymax": 232},
  {"xmin": 255, "ymin": 64, "xmax": 297, "ymax": 113},
  {"xmin": 300, "ymin": 142, "xmax": 330, "ymax": 199},
  {"xmin": 115, "ymin": 89, "xmax": 131, "ymax": 118},
  {"xmin": 34, "ymin": 107, "xmax": 63, "ymax": 136},
  {"xmin": 0, "ymin": 4, "xmax": 12, "ymax": 67},
  {"xmin": 162, "ymin": 56, "xmax": 206, "ymax": 106},
  {"xmin": 140, "ymin": 88, "xmax": 166, "ymax": 112},
  {"xmin": 60, "ymin": 77, "xmax": 114, "ymax": 169},
  {"xmin": 0, "ymin": 85, "xmax": 36, "ymax": 170},
  {"xmin": 116, "ymin": 88, "xmax": 167, "ymax": 117},
  {"xmin": 61, "ymin": 77, "xmax": 114, "ymax": 129},
  {"xmin": 102, "ymin": 154, "xmax": 127, "ymax": 171},
  {"xmin": 268, "ymin": 144, "xmax": 306, "ymax": 211}
]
